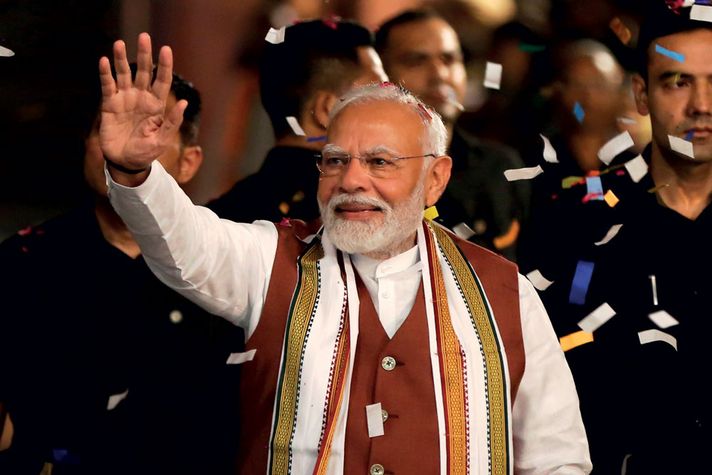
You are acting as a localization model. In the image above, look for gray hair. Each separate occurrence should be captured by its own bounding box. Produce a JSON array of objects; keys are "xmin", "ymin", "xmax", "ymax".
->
[{"xmin": 328, "ymin": 82, "xmax": 448, "ymax": 156}]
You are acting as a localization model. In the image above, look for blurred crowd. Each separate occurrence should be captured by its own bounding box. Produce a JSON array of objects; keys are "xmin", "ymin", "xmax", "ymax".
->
[{"xmin": 2, "ymin": 0, "xmax": 711, "ymax": 474}]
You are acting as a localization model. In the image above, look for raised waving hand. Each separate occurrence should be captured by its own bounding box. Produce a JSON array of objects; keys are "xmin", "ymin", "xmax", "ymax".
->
[{"xmin": 98, "ymin": 33, "xmax": 186, "ymax": 178}]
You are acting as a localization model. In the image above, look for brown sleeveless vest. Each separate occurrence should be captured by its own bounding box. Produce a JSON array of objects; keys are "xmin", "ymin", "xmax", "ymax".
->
[{"xmin": 234, "ymin": 222, "xmax": 524, "ymax": 473}]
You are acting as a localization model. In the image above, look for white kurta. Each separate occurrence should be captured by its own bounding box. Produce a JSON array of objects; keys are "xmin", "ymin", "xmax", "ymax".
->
[{"xmin": 106, "ymin": 162, "xmax": 592, "ymax": 474}]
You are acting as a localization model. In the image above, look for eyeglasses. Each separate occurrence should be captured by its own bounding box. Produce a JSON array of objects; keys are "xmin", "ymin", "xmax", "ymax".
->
[{"xmin": 315, "ymin": 151, "xmax": 436, "ymax": 178}]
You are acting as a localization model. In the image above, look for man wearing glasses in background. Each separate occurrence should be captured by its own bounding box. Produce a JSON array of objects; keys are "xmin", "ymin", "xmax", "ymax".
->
[{"xmin": 99, "ymin": 33, "xmax": 591, "ymax": 474}]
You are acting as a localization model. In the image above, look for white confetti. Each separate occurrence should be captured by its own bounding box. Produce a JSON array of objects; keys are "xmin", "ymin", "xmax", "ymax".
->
[
  {"xmin": 0, "ymin": 45, "xmax": 14, "ymax": 57},
  {"xmin": 540, "ymin": 134, "xmax": 559, "ymax": 163},
  {"xmin": 483, "ymin": 62, "xmax": 503, "ymax": 90},
  {"xmin": 286, "ymin": 116, "xmax": 306, "ymax": 136},
  {"xmin": 578, "ymin": 303, "xmax": 616, "ymax": 333},
  {"xmin": 107, "ymin": 389, "xmax": 129, "ymax": 411},
  {"xmin": 597, "ymin": 131, "xmax": 634, "ymax": 165},
  {"xmin": 648, "ymin": 310, "xmax": 679, "ymax": 329},
  {"xmin": 265, "ymin": 26, "xmax": 286, "ymax": 44},
  {"xmin": 526, "ymin": 269, "xmax": 554, "ymax": 291},
  {"xmin": 616, "ymin": 116, "xmax": 637, "ymax": 125},
  {"xmin": 624, "ymin": 154, "xmax": 649, "ymax": 183},
  {"xmin": 366, "ymin": 402, "xmax": 385, "ymax": 438},
  {"xmin": 226, "ymin": 349, "xmax": 257, "ymax": 365},
  {"xmin": 504, "ymin": 165, "xmax": 543, "ymax": 181},
  {"xmin": 691, "ymin": 4, "xmax": 712, "ymax": 23},
  {"xmin": 669, "ymin": 134, "xmax": 695, "ymax": 158},
  {"xmin": 452, "ymin": 222, "xmax": 475, "ymax": 240},
  {"xmin": 594, "ymin": 224, "xmax": 623, "ymax": 246},
  {"xmin": 638, "ymin": 329, "xmax": 677, "ymax": 351}
]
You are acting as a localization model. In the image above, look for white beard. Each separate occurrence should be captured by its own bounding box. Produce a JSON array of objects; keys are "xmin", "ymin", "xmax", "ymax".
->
[{"xmin": 319, "ymin": 180, "xmax": 425, "ymax": 257}]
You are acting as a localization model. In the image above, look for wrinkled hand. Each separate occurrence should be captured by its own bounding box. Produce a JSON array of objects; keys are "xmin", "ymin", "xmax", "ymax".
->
[{"xmin": 98, "ymin": 32, "xmax": 187, "ymax": 171}]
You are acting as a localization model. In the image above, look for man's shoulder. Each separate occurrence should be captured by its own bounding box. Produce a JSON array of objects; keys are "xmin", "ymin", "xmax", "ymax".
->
[
  {"xmin": 0, "ymin": 208, "xmax": 94, "ymax": 259},
  {"xmin": 273, "ymin": 218, "xmax": 321, "ymax": 239},
  {"xmin": 451, "ymin": 127, "xmax": 524, "ymax": 168},
  {"xmin": 206, "ymin": 146, "xmax": 320, "ymax": 222},
  {"xmin": 206, "ymin": 172, "xmax": 268, "ymax": 218},
  {"xmin": 441, "ymin": 224, "xmax": 518, "ymax": 275}
]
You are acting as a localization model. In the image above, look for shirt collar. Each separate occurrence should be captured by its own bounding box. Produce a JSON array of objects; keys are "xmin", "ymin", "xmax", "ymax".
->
[{"xmin": 351, "ymin": 244, "xmax": 420, "ymax": 281}]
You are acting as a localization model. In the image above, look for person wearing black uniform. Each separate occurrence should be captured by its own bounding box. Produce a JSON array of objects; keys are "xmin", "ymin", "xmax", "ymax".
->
[
  {"xmin": 0, "ymin": 71, "xmax": 243, "ymax": 475},
  {"xmin": 207, "ymin": 18, "xmax": 387, "ymax": 223},
  {"xmin": 519, "ymin": 2, "xmax": 712, "ymax": 472},
  {"xmin": 375, "ymin": 9, "xmax": 530, "ymax": 261}
]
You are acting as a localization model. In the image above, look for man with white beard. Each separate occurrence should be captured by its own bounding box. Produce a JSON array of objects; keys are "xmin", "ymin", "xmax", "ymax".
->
[{"xmin": 100, "ymin": 33, "xmax": 591, "ymax": 474}]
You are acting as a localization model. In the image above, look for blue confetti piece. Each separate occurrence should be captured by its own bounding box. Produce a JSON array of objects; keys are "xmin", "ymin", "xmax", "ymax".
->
[
  {"xmin": 685, "ymin": 130, "xmax": 694, "ymax": 141},
  {"xmin": 569, "ymin": 260, "xmax": 595, "ymax": 305},
  {"xmin": 573, "ymin": 102, "xmax": 585, "ymax": 123},
  {"xmin": 53, "ymin": 449, "xmax": 69, "ymax": 462},
  {"xmin": 655, "ymin": 44, "xmax": 685, "ymax": 63},
  {"xmin": 52, "ymin": 448, "xmax": 81, "ymax": 464},
  {"xmin": 585, "ymin": 176, "xmax": 604, "ymax": 201},
  {"xmin": 306, "ymin": 135, "xmax": 327, "ymax": 143}
]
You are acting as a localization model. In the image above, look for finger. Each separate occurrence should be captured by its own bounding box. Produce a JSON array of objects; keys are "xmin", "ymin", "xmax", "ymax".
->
[
  {"xmin": 134, "ymin": 32, "xmax": 153, "ymax": 90},
  {"xmin": 113, "ymin": 39, "xmax": 132, "ymax": 90},
  {"xmin": 98, "ymin": 56, "xmax": 117, "ymax": 100},
  {"xmin": 152, "ymin": 45, "xmax": 174, "ymax": 102},
  {"xmin": 161, "ymin": 98, "xmax": 187, "ymax": 140}
]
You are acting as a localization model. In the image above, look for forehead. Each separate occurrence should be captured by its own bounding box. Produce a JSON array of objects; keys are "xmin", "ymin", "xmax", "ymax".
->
[
  {"xmin": 328, "ymin": 100, "xmax": 426, "ymax": 151},
  {"xmin": 355, "ymin": 46, "xmax": 388, "ymax": 84},
  {"xmin": 387, "ymin": 18, "xmax": 461, "ymax": 55},
  {"xmin": 564, "ymin": 55, "xmax": 622, "ymax": 83},
  {"xmin": 648, "ymin": 29, "xmax": 712, "ymax": 73}
]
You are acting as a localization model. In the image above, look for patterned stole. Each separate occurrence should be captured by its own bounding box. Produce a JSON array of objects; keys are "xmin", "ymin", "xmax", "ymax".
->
[
  {"xmin": 267, "ymin": 221, "xmax": 510, "ymax": 474},
  {"xmin": 426, "ymin": 222, "xmax": 510, "ymax": 475}
]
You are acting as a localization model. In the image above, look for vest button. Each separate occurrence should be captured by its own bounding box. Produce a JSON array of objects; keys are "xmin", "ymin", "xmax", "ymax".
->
[
  {"xmin": 169, "ymin": 309, "xmax": 183, "ymax": 324},
  {"xmin": 381, "ymin": 356, "xmax": 396, "ymax": 371},
  {"xmin": 370, "ymin": 463, "xmax": 385, "ymax": 475},
  {"xmin": 381, "ymin": 409, "xmax": 389, "ymax": 422}
]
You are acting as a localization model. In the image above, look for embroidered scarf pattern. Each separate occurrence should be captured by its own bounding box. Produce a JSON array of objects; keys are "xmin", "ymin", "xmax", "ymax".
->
[{"xmin": 267, "ymin": 222, "xmax": 511, "ymax": 474}]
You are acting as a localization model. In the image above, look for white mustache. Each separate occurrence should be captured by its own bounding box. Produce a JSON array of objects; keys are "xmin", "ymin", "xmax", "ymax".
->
[{"xmin": 327, "ymin": 194, "xmax": 392, "ymax": 213}]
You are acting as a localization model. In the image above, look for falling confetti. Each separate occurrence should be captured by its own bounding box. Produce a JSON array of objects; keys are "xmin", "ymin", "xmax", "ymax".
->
[
  {"xmin": 573, "ymin": 102, "xmax": 585, "ymax": 123},
  {"xmin": 0, "ymin": 45, "xmax": 14, "ymax": 57},
  {"xmin": 655, "ymin": 43, "xmax": 685, "ymax": 62},
  {"xmin": 569, "ymin": 260, "xmax": 594, "ymax": 305}
]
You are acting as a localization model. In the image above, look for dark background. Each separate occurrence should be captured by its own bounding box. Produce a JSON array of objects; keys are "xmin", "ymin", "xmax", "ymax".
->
[{"xmin": 0, "ymin": 0, "xmax": 119, "ymax": 237}]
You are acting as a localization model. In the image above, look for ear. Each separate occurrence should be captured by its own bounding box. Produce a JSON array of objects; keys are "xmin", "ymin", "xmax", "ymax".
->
[
  {"xmin": 424, "ymin": 155, "xmax": 452, "ymax": 207},
  {"xmin": 175, "ymin": 145, "xmax": 203, "ymax": 185},
  {"xmin": 311, "ymin": 89, "xmax": 339, "ymax": 130},
  {"xmin": 632, "ymin": 73, "xmax": 650, "ymax": 116}
]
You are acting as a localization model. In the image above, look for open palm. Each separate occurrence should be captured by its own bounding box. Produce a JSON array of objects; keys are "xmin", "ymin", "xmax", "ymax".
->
[{"xmin": 99, "ymin": 33, "xmax": 186, "ymax": 171}]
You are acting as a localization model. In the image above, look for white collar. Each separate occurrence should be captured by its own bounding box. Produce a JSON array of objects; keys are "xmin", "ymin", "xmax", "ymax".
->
[{"xmin": 350, "ymin": 244, "xmax": 420, "ymax": 281}]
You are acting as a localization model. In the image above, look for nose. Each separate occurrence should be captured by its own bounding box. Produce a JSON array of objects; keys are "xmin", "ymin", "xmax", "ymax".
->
[
  {"xmin": 428, "ymin": 58, "xmax": 450, "ymax": 83},
  {"xmin": 688, "ymin": 81, "xmax": 712, "ymax": 116},
  {"xmin": 338, "ymin": 157, "xmax": 371, "ymax": 193}
]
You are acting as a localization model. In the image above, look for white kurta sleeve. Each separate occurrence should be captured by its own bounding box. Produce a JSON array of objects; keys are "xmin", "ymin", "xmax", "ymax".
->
[
  {"xmin": 512, "ymin": 274, "xmax": 592, "ymax": 474},
  {"xmin": 106, "ymin": 161, "xmax": 277, "ymax": 334}
]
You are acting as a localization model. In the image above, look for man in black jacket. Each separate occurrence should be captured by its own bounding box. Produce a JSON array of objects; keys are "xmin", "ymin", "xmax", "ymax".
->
[
  {"xmin": 375, "ymin": 9, "xmax": 530, "ymax": 261},
  {"xmin": 0, "ymin": 70, "xmax": 243, "ymax": 475},
  {"xmin": 520, "ymin": 2, "xmax": 712, "ymax": 472},
  {"xmin": 208, "ymin": 18, "xmax": 387, "ymax": 223}
]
